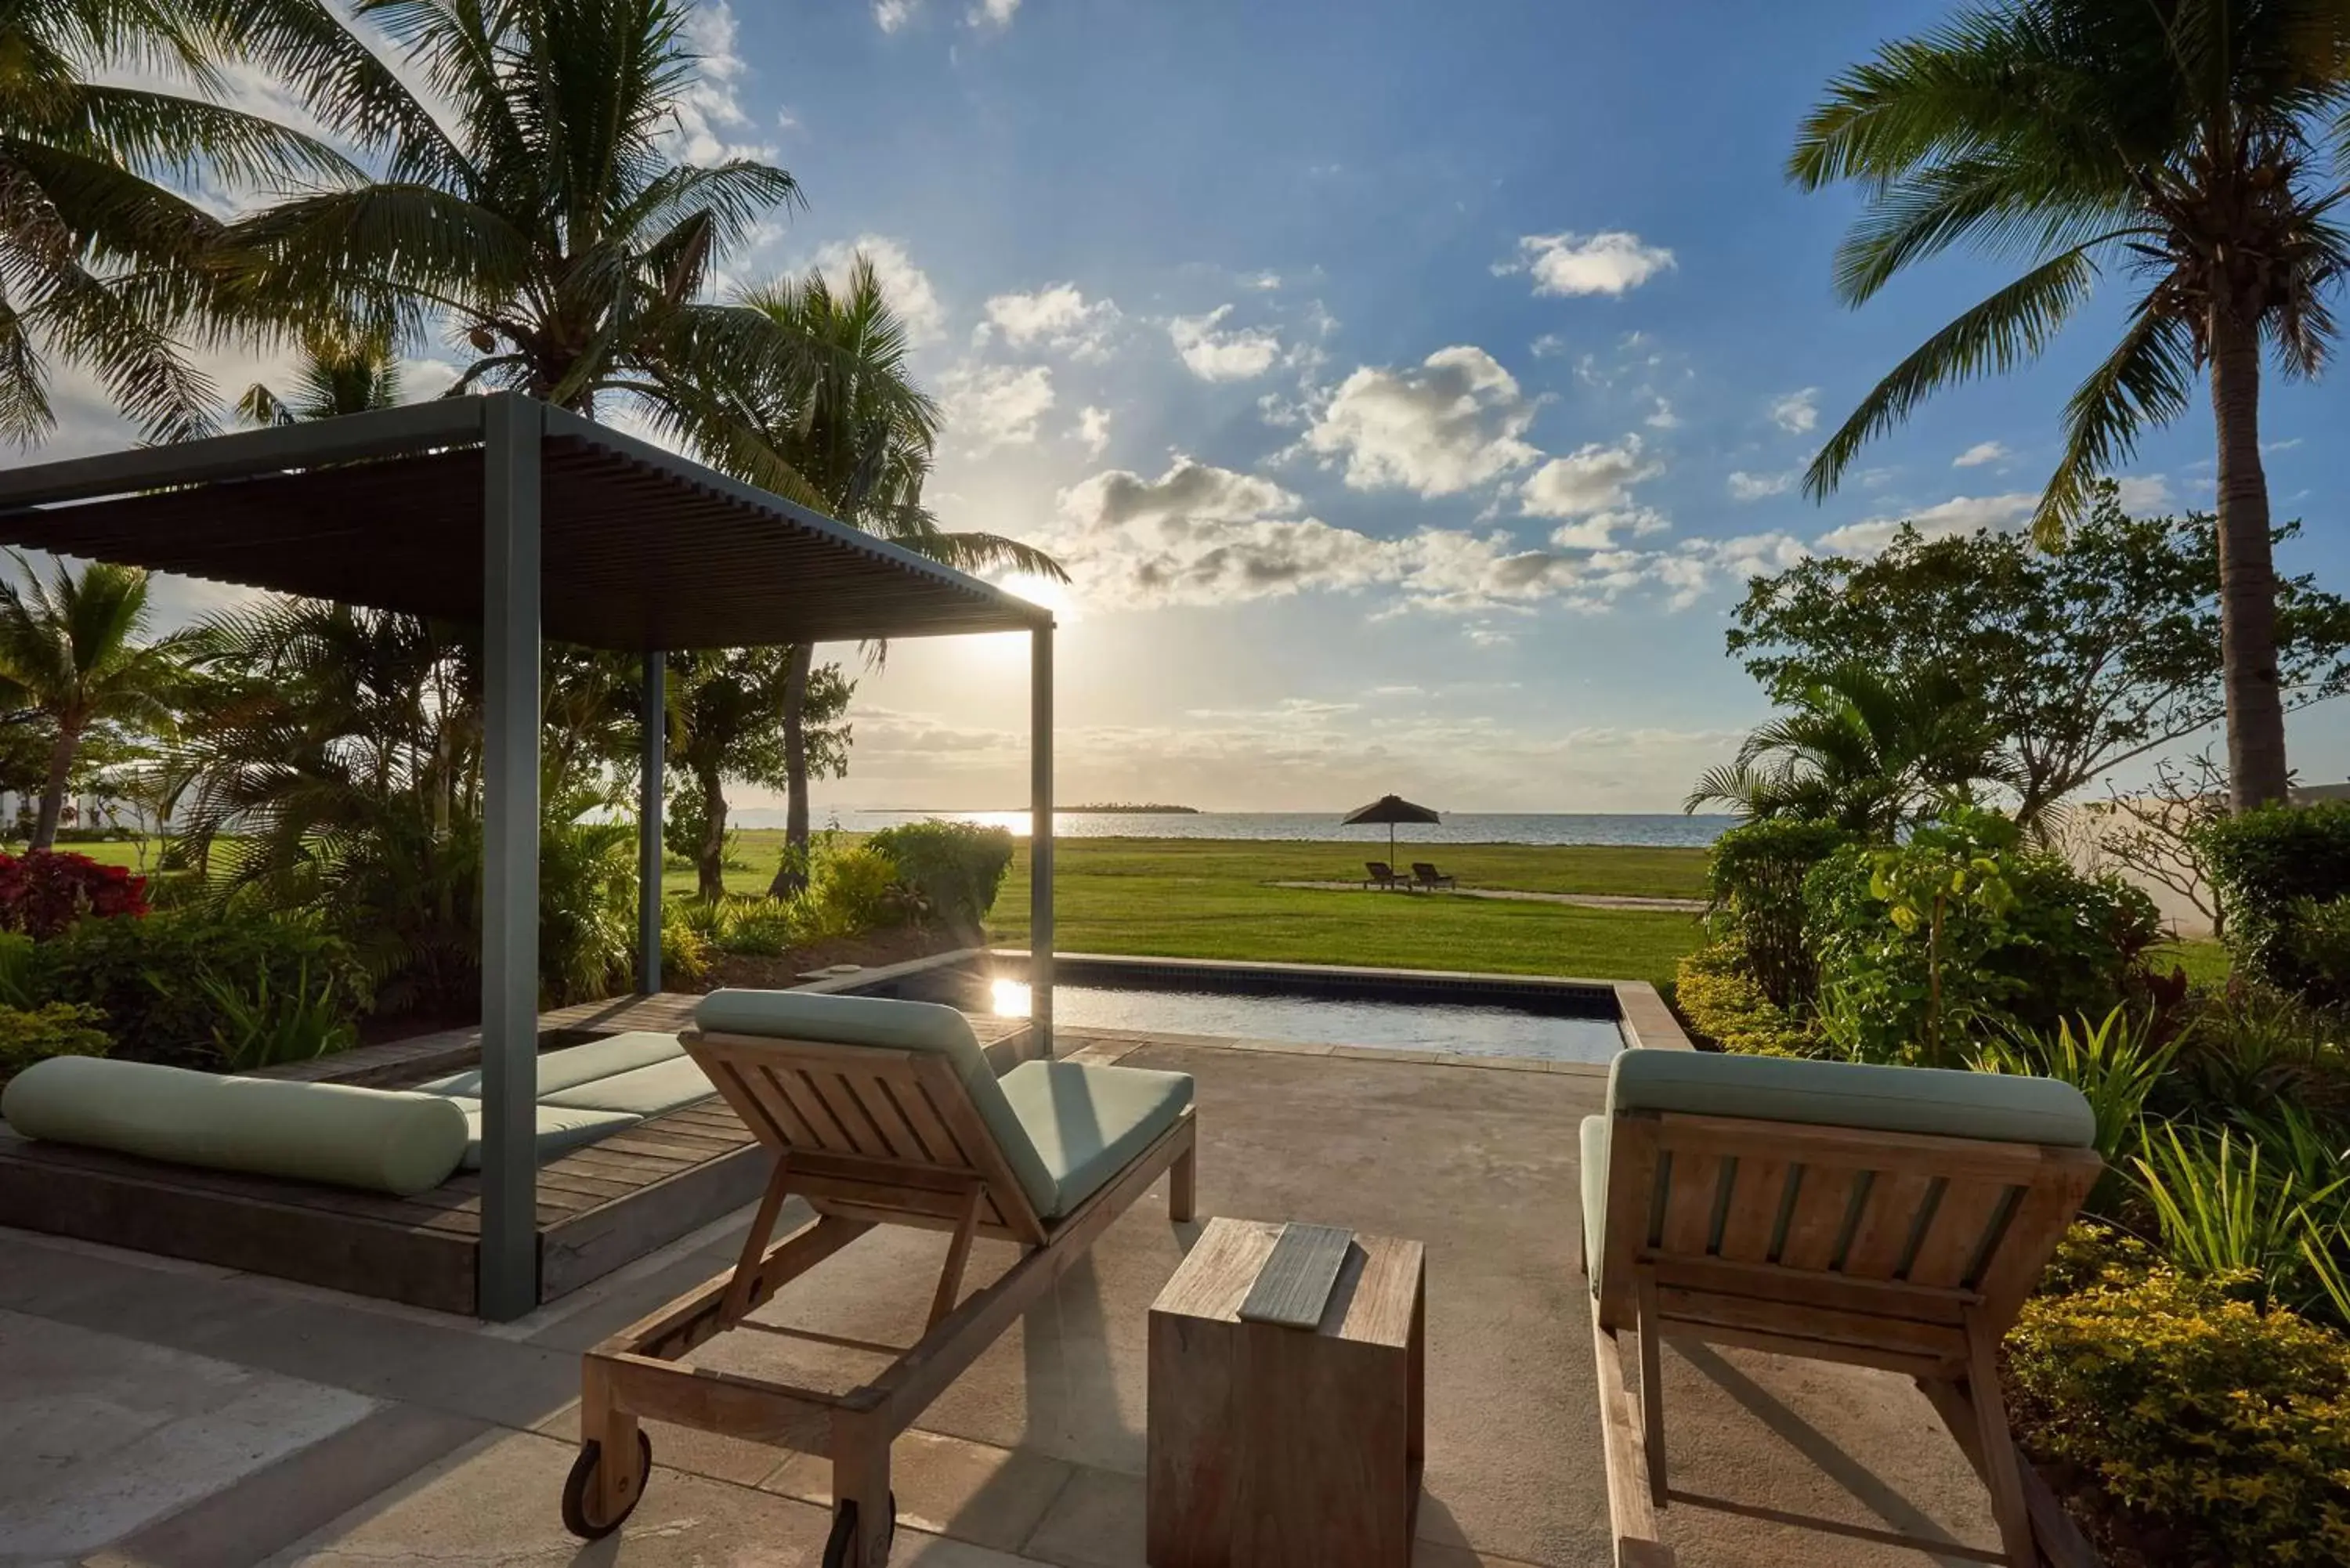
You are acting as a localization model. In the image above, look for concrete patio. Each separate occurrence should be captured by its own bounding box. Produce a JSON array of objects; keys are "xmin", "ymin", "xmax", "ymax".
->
[{"xmin": 2, "ymin": 1031, "xmax": 2005, "ymax": 1567}]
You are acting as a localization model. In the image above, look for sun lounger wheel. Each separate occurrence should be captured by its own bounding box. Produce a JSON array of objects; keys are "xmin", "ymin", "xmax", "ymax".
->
[
  {"xmin": 822, "ymin": 1492, "xmax": 897, "ymax": 1568},
  {"xmin": 560, "ymin": 1430, "xmax": 652, "ymax": 1540}
]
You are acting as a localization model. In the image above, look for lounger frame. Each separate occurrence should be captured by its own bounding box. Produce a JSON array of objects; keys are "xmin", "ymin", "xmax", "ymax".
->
[
  {"xmin": 566, "ymin": 1028, "xmax": 1198, "ymax": 1567},
  {"xmin": 1587, "ymin": 1107, "xmax": 2102, "ymax": 1568}
]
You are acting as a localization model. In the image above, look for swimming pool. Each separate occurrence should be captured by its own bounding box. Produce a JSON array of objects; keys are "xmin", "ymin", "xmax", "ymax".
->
[{"xmin": 856, "ymin": 956, "xmax": 1628, "ymax": 1064}]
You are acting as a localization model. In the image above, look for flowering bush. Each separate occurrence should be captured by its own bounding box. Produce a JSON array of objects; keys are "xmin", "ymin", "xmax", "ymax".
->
[
  {"xmin": 2008, "ymin": 1227, "xmax": 2350, "ymax": 1565},
  {"xmin": 0, "ymin": 851, "xmax": 150, "ymax": 939}
]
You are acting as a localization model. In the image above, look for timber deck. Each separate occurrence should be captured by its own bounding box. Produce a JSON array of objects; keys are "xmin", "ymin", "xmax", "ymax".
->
[{"xmin": 0, "ymin": 995, "xmax": 1032, "ymax": 1317}]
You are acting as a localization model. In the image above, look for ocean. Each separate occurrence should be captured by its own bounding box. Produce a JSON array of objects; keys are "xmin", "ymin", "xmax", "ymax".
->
[{"xmin": 728, "ymin": 808, "xmax": 1730, "ymax": 849}]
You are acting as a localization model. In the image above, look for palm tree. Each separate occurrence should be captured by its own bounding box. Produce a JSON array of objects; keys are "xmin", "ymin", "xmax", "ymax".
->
[
  {"xmin": 0, "ymin": 0, "xmax": 359, "ymax": 443},
  {"xmin": 1789, "ymin": 0, "xmax": 2350, "ymax": 811},
  {"xmin": 728, "ymin": 258, "xmax": 1068, "ymax": 894},
  {"xmin": 1687, "ymin": 666, "xmax": 2014, "ymax": 836},
  {"xmin": 226, "ymin": 0, "xmax": 817, "ymax": 490},
  {"xmin": 0, "ymin": 554, "xmax": 191, "ymax": 849},
  {"xmin": 238, "ymin": 323, "xmax": 404, "ymax": 425}
]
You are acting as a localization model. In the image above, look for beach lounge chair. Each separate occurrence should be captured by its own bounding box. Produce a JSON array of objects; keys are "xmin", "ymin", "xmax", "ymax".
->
[
  {"xmin": 1365, "ymin": 861, "xmax": 1402, "ymax": 890},
  {"xmin": 1410, "ymin": 862, "xmax": 1457, "ymax": 890},
  {"xmin": 1581, "ymin": 1049, "xmax": 2101, "ymax": 1568},
  {"xmin": 562, "ymin": 988, "xmax": 1198, "ymax": 1567}
]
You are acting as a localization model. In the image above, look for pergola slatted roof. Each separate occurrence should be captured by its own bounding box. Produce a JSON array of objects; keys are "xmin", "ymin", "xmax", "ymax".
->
[{"xmin": 0, "ymin": 397, "xmax": 1049, "ymax": 649}]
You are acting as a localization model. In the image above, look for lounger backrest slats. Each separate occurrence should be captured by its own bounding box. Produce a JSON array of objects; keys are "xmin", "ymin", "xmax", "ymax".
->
[
  {"xmin": 687, "ymin": 1031, "xmax": 1048, "ymax": 1243},
  {"xmin": 1599, "ymin": 1109, "xmax": 2098, "ymax": 1364}
]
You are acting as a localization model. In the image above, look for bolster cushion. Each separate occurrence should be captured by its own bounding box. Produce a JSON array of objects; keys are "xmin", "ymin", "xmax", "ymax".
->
[
  {"xmin": 2, "ymin": 1057, "xmax": 468, "ymax": 1196},
  {"xmin": 692, "ymin": 988, "xmax": 1062, "ymax": 1219},
  {"xmin": 454, "ymin": 1103, "xmax": 643, "ymax": 1171},
  {"xmin": 1606, "ymin": 1048, "xmax": 2096, "ymax": 1148}
]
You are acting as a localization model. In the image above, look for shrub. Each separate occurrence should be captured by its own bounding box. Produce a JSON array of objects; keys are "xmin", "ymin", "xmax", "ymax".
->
[
  {"xmin": 867, "ymin": 821, "xmax": 1016, "ymax": 940},
  {"xmin": 2006, "ymin": 1234, "xmax": 2350, "ymax": 1565},
  {"xmin": 714, "ymin": 898, "xmax": 798, "ymax": 957},
  {"xmin": 34, "ymin": 912, "xmax": 367, "ymax": 1071},
  {"xmin": 2131, "ymin": 1123, "xmax": 2350, "ymax": 1324},
  {"xmin": 200, "ymin": 962, "xmax": 360, "ymax": 1070},
  {"xmin": 2202, "ymin": 801, "xmax": 2350, "ymax": 1006},
  {"xmin": 1806, "ymin": 807, "xmax": 2159, "ymax": 1065},
  {"xmin": 2284, "ymin": 895, "xmax": 2350, "ymax": 1012},
  {"xmin": 0, "ymin": 1002, "xmax": 110, "ymax": 1082},
  {"xmin": 1672, "ymin": 943, "xmax": 1822, "ymax": 1057},
  {"xmin": 1703, "ymin": 818, "xmax": 1850, "ymax": 1007},
  {"xmin": 660, "ymin": 906, "xmax": 712, "ymax": 984},
  {"xmin": 535, "ymin": 814, "xmax": 637, "ymax": 1007},
  {"xmin": 0, "ymin": 850, "xmax": 150, "ymax": 938},
  {"xmin": 802, "ymin": 845, "xmax": 905, "ymax": 941},
  {"xmin": 2162, "ymin": 987, "xmax": 2349, "ymax": 1127}
]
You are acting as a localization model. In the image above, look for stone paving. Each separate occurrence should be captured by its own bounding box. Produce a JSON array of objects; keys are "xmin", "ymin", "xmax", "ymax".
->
[{"xmin": 2, "ymin": 1031, "xmax": 2002, "ymax": 1567}]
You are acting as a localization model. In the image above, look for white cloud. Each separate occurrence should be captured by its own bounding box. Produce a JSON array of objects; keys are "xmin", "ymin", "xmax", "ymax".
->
[
  {"xmin": 1302, "ymin": 345, "xmax": 1540, "ymax": 497},
  {"xmin": 977, "ymin": 284, "xmax": 1120, "ymax": 358},
  {"xmin": 1727, "ymin": 469, "xmax": 1795, "ymax": 501},
  {"xmin": 1816, "ymin": 492, "xmax": 2037, "ymax": 555},
  {"xmin": 1952, "ymin": 440, "xmax": 2008, "ymax": 468},
  {"xmin": 1644, "ymin": 397, "xmax": 1679, "ymax": 431},
  {"xmin": 1499, "ymin": 232, "xmax": 1676, "ymax": 297},
  {"xmin": 1242, "ymin": 271, "xmax": 1283, "ymax": 291},
  {"xmin": 670, "ymin": 3, "xmax": 772, "ymax": 163},
  {"xmin": 1768, "ymin": 387, "xmax": 1820, "ymax": 435},
  {"xmin": 1168, "ymin": 306, "xmax": 1282, "ymax": 381},
  {"xmin": 812, "ymin": 236, "xmax": 945, "ymax": 345},
  {"xmin": 968, "ymin": 0, "xmax": 1018, "ymax": 25},
  {"xmin": 873, "ymin": 0, "xmax": 916, "ymax": 29},
  {"xmin": 1530, "ymin": 333, "xmax": 1570, "ymax": 359},
  {"xmin": 938, "ymin": 363, "xmax": 1055, "ymax": 455},
  {"xmin": 1517, "ymin": 435, "xmax": 1662, "ymax": 518},
  {"xmin": 2112, "ymin": 475, "xmax": 2172, "ymax": 512},
  {"xmin": 1547, "ymin": 507, "xmax": 1670, "ymax": 551},
  {"xmin": 1074, "ymin": 405, "xmax": 1112, "ymax": 457}
]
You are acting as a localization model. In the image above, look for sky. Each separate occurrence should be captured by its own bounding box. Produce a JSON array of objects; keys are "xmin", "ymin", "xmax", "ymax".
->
[{"xmin": 47, "ymin": 0, "xmax": 2350, "ymax": 815}]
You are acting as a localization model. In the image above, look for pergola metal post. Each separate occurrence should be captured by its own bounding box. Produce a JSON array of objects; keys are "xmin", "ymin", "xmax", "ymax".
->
[
  {"xmin": 1030, "ymin": 623, "xmax": 1054, "ymax": 1054},
  {"xmin": 638, "ymin": 651, "xmax": 665, "ymax": 995},
  {"xmin": 479, "ymin": 394, "xmax": 544, "ymax": 1322}
]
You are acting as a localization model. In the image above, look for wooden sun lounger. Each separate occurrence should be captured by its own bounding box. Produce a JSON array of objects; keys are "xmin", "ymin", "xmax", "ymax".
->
[
  {"xmin": 561, "ymin": 1023, "xmax": 1198, "ymax": 1567},
  {"xmin": 1365, "ymin": 860, "xmax": 1402, "ymax": 889},
  {"xmin": 1583, "ymin": 1056, "xmax": 2103, "ymax": 1568},
  {"xmin": 1410, "ymin": 862, "xmax": 1457, "ymax": 890}
]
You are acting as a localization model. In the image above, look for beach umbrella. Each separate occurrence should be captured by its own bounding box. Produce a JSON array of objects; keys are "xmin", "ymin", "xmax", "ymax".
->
[{"xmin": 1342, "ymin": 793, "xmax": 1442, "ymax": 862}]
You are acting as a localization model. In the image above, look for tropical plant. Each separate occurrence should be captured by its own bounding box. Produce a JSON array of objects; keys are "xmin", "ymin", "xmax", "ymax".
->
[
  {"xmin": 1686, "ymin": 664, "xmax": 2013, "ymax": 836},
  {"xmin": 0, "ymin": 0, "xmax": 360, "ymax": 442},
  {"xmin": 200, "ymin": 959, "xmax": 360, "ymax": 1069},
  {"xmin": 227, "ymin": 0, "xmax": 816, "ymax": 481},
  {"xmin": 1790, "ymin": 0, "xmax": 2350, "ymax": 809},
  {"xmin": 801, "ymin": 844, "xmax": 905, "ymax": 942},
  {"xmin": 0, "ymin": 555, "xmax": 193, "ymax": 848},
  {"xmin": 238, "ymin": 321, "xmax": 405, "ymax": 425},
  {"xmin": 2133, "ymin": 1123, "xmax": 2348, "ymax": 1318},
  {"xmin": 866, "ymin": 819, "xmax": 1015, "ymax": 940},
  {"xmin": 663, "ymin": 647, "xmax": 851, "ymax": 901},
  {"xmin": 720, "ymin": 258, "xmax": 1068, "ymax": 893},
  {"xmin": 1971, "ymin": 1005, "xmax": 2175, "ymax": 1169},
  {"xmin": 1725, "ymin": 499, "xmax": 2350, "ymax": 832},
  {"xmin": 2164, "ymin": 985, "xmax": 2350, "ymax": 1122}
]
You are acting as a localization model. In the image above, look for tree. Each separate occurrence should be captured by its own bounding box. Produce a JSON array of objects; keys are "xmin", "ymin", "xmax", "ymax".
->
[
  {"xmin": 2088, "ymin": 749, "xmax": 2233, "ymax": 939},
  {"xmin": 665, "ymin": 648, "xmax": 851, "ymax": 901},
  {"xmin": 1725, "ymin": 493, "xmax": 2350, "ymax": 831},
  {"xmin": 1686, "ymin": 664, "xmax": 2015, "ymax": 836},
  {"xmin": 725, "ymin": 258, "xmax": 1066, "ymax": 894},
  {"xmin": 0, "ymin": 555, "xmax": 190, "ymax": 848},
  {"xmin": 1789, "ymin": 0, "xmax": 2350, "ymax": 811},
  {"xmin": 226, "ymin": 0, "xmax": 819, "ymax": 492},
  {"xmin": 0, "ymin": 0, "xmax": 360, "ymax": 443},
  {"xmin": 238, "ymin": 323, "xmax": 404, "ymax": 425}
]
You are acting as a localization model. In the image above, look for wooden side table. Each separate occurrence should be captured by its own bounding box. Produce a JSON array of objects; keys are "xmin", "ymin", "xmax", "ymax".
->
[{"xmin": 1147, "ymin": 1216, "xmax": 1426, "ymax": 1567}]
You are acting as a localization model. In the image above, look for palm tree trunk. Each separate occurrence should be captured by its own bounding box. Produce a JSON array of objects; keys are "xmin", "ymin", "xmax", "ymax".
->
[
  {"xmin": 2208, "ymin": 304, "xmax": 2290, "ymax": 811},
  {"xmin": 768, "ymin": 644, "xmax": 814, "ymax": 899},
  {"xmin": 31, "ymin": 720, "xmax": 80, "ymax": 851},
  {"xmin": 696, "ymin": 764, "xmax": 728, "ymax": 901}
]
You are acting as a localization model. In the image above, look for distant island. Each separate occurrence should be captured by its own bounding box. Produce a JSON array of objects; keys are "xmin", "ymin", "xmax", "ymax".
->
[{"xmin": 1068, "ymin": 802, "xmax": 1201, "ymax": 814}]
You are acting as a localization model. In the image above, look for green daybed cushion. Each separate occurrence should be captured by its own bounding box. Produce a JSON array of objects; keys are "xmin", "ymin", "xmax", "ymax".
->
[
  {"xmin": 1579, "ymin": 1113, "xmax": 1609, "ymax": 1282},
  {"xmin": 1606, "ymin": 1047, "xmax": 2097, "ymax": 1148},
  {"xmin": 454, "ymin": 1103, "xmax": 643, "ymax": 1171},
  {"xmin": 1, "ymin": 1057, "xmax": 468, "ymax": 1197},
  {"xmin": 690, "ymin": 988, "xmax": 1062, "ymax": 1220},
  {"xmin": 538, "ymin": 1055, "xmax": 718, "ymax": 1119},
  {"xmin": 412, "ymin": 1030, "xmax": 685, "ymax": 1099},
  {"xmin": 996, "ymin": 1060, "xmax": 1194, "ymax": 1219}
]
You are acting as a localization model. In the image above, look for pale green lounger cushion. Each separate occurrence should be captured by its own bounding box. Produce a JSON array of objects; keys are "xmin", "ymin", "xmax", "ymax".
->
[
  {"xmin": 454, "ymin": 1103, "xmax": 643, "ymax": 1170},
  {"xmin": 690, "ymin": 989, "xmax": 1053, "ymax": 1221},
  {"xmin": 1607, "ymin": 1048, "xmax": 2095, "ymax": 1149},
  {"xmin": 2, "ymin": 1057, "xmax": 467, "ymax": 1196},
  {"xmin": 1578, "ymin": 1114, "xmax": 1609, "ymax": 1283},
  {"xmin": 996, "ymin": 1060, "xmax": 1194, "ymax": 1219},
  {"xmin": 413, "ymin": 1030, "xmax": 685, "ymax": 1099},
  {"xmin": 539, "ymin": 1055, "xmax": 717, "ymax": 1118}
]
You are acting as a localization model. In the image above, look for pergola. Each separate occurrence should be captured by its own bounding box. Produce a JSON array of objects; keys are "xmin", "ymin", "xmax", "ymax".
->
[{"xmin": 0, "ymin": 392, "xmax": 1058, "ymax": 1320}]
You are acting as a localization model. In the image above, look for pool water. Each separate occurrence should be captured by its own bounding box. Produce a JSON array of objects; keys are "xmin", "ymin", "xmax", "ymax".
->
[{"xmin": 987, "ymin": 980, "xmax": 1624, "ymax": 1064}]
